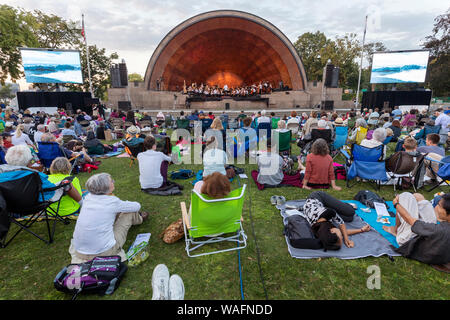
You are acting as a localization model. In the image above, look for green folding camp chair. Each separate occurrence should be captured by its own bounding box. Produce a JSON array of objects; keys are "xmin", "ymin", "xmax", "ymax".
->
[
  {"xmin": 180, "ymin": 185, "xmax": 247, "ymax": 257},
  {"xmin": 273, "ymin": 130, "xmax": 292, "ymax": 154}
]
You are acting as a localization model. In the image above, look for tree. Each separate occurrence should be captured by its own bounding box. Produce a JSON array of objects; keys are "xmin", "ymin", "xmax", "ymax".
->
[
  {"xmin": 68, "ymin": 44, "xmax": 118, "ymax": 100},
  {"xmin": 0, "ymin": 5, "xmax": 38, "ymax": 84},
  {"xmin": 422, "ymin": 9, "xmax": 450, "ymax": 97},
  {"xmin": 128, "ymin": 73, "xmax": 143, "ymax": 82},
  {"xmin": 293, "ymin": 31, "xmax": 331, "ymax": 81},
  {"xmin": 0, "ymin": 84, "xmax": 15, "ymax": 103},
  {"xmin": 21, "ymin": 9, "xmax": 81, "ymax": 49}
]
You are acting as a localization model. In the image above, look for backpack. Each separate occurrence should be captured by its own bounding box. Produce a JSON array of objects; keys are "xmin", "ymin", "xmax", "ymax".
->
[
  {"xmin": 283, "ymin": 215, "xmax": 323, "ymax": 250},
  {"xmin": 170, "ymin": 169, "xmax": 194, "ymax": 180},
  {"xmin": 354, "ymin": 190, "xmax": 388, "ymax": 210},
  {"xmin": 54, "ymin": 256, "xmax": 127, "ymax": 300},
  {"xmin": 281, "ymin": 155, "xmax": 297, "ymax": 176},
  {"xmin": 333, "ymin": 163, "xmax": 346, "ymax": 180}
]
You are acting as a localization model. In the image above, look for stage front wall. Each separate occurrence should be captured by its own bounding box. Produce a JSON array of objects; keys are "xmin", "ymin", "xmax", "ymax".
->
[
  {"xmin": 362, "ymin": 91, "xmax": 432, "ymax": 109},
  {"xmin": 17, "ymin": 92, "xmax": 93, "ymax": 113}
]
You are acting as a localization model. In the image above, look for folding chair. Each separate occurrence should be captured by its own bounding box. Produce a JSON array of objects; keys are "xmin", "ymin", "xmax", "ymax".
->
[
  {"xmin": 332, "ymin": 126, "xmax": 348, "ymax": 158},
  {"xmin": 37, "ymin": 142, "xmax": 78, "ymax": 174},
  {"xmin": 0, "ymin": 169, "xmax": 70, "ymax": 248},
  {"xmin": 274, "ymin": 130, "xmax": 292, "ymax": 155},
  {"xmin": 342, "ymin": 144, "xmax": 387, "ymax": 189},
  {"xmin": 123, "ymin": 141, "xmax": 144, "ymax": 167},
  {"xmin": 257, "ymin": 122, "xmax": 272, "ymax": 141},
  {"xmin": 201, "ymin": 118, "xmax": 213, "ymax": 133},
  {"xmin": 425, "ymin": 155, "xmax": 450, "ymax": 192},
  {"xmin": 286, "ymin": 120, "xmax": 300, "ymax": 137},
  {"xmin": 176, "ymin": 119, "xmax": 190, "ymax": 130},
  {"xmin": 383, "ymin": 135, "xmax": 393, "ymax": 145},
  {"xmin": 385, "ymin": 151, "xmax": 425, "ymax": 192},
  {"xmin": 164, "ymin": 116, "xmax": 173, "ymax": 128},
  {"xmin": 180, "ymin": 185, "xmax": 247, "ymax": 257}
]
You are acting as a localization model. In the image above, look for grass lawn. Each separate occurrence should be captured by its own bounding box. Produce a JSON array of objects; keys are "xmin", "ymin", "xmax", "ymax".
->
[{"xmin": 0, "ymin": 138, "xmax": 449, "ymax": 300}]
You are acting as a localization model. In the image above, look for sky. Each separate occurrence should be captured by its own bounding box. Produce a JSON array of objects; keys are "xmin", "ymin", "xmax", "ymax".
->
[{"xmin": 4, "ymin": 0, "xmax": 448, "ymax": 79}]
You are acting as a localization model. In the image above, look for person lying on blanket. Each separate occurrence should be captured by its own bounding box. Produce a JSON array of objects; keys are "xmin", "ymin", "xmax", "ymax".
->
[
  {"xmin": 256, "ymin": 138, "xmax": 284, "ymax": 187},
  {"xmin": 301, "ymin": 192, "xmax": 371, "ymax": 250}
]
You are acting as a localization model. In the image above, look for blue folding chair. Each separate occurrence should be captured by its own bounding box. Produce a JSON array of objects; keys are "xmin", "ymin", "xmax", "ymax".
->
[
  {"xmin": 342, "ymin": 144, "xmax": 387, "ymax": 189},
  {"xmin": 426, "ymin": 155, "xmax": 450, "ymax": 192},
  {"xmin": 256, "ymin": 122, "xmax": 272, "ymax": 141},
  {"xmin": 37, "ymin": 142, "xmax": 67, "ymax": 169},
  {"xmin": 37, "ymin": 142, "xmax": 78, "ymax": 174},
  {"xmin": 332, "ymin": 126, "xmax": 348, "ymax": 158},
  {"xmin": 201, "ymin": 118, "xmax": 213, "ymax": 133}
]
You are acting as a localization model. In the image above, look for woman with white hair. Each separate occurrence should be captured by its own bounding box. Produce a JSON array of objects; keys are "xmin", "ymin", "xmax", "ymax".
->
[
  {"xmin": 0, "ymin": 145, "xmax": 58, "ymax": 201},
  {"xmin": 11, "ymin": 124, "xmax": 33, "ymax": 147},
  {"xmin": 360, "ymin": 127, "xmax": 388, "ymax": 158},
  {"xmin": 69, "ymin": 173, "xmax": 149, "ymax": 263},
  {"xmin": 348, "ymin": 118, "xmax": 368, "ymax": 143},
  {"xmin": 275, "ymin": 120, "xmax": 289, "ymax": 133}
]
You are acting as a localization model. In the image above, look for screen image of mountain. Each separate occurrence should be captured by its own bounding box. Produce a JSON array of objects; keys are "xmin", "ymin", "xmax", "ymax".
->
[
  {"xmin": 370, "ymin": 51, "xmax": 430, "ymax": 84},
  {"xmin": 20, "ymin": 49, "xmax": 83, "ymax": 84}
]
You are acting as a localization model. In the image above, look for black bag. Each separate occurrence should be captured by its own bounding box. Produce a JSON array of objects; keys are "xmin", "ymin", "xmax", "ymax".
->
[
  {"xmin": 284, "ymin": 215, "xmax": 323, "ymax": 250},
  {"xmin": 54, "ymin": 256, "xmax": 127, "ymax": 300},
  {"xmin": 354, "ymin": 190, "xmax": 388, "ymax": 209}
]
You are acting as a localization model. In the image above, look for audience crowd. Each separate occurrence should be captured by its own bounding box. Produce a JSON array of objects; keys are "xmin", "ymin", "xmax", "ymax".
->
[{"xmin": 0, "ymin": 101, "xmax": 449, "ymax": 275}]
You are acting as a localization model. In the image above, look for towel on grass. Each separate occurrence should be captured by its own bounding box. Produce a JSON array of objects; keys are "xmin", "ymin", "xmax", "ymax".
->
[
  {"xmin": 251, "ymin": 170, "xmax": 303, "ymax": 190},
  {"xmin": 343, "ymin": 200, "xmax": 399, "ymax": 248},
  {"xmin": 277, "ymin": 200, "xmax": 400, "ymax": 260}
]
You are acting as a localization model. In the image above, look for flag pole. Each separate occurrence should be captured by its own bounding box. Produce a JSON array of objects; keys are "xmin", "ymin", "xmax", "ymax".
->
[
  {"xmin": 355, "ymin": 15, "xmax": 368, "ymax": 110},
  {"xmin": 82, "ymin": 14, "xmax": 94, "ymax": 97}
]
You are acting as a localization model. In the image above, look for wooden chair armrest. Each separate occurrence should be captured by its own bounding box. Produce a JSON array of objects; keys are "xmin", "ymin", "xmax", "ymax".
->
[{"xmin": 180, "ymin": 202, "xmax": 191, "ymax": 230}]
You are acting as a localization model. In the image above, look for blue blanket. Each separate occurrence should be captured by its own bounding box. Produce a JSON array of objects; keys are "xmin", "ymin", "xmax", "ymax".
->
[{"xmin": 343, "ymin": 200, "xmax": 399, "ymax": 248}]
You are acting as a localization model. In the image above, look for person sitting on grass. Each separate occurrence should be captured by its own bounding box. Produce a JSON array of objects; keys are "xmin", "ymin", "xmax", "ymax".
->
[
  {"xmin": 299, "ymin": 138, "xmax": 341, "ymax": 191},
  {"xmin": 386, "ymin": 193, "xmax": 450, "ymax": 267},
  {"xmin": 137, "ymin": 135, "xmax": 172, "ymax": 190},
  {"xmin": 69, "ymin": 173, "xmax": 149, "ymax": 263},
  {"xmin": 256, "ymin": 138, "xmax": 284, "ymax": 187},
  {"xmin": 47, "ymin": 157, "xmax": 82, "ymax": 217},
  {"xmin": 83, "ymin": 131, "xmax": 113, "ymax": 155},
  {"xmin": 301, "ymin": 193, "xmax": 371, "ymax": 250}
]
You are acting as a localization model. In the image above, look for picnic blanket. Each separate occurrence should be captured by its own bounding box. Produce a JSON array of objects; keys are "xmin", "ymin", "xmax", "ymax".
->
[
  {"xmin": 277, "ymin": 200, "xmax": 400, "ymax": 260},
  {"xmin": 93, "ymin": 148, "xmax": 124, "ymax": 159},
  {"xmin": 344, "ymin": 200, "xmax": 399, "ymax": 248},
  {"xmin": 251, "ymin": 170, "xmax": 303, "ymax": 190}
]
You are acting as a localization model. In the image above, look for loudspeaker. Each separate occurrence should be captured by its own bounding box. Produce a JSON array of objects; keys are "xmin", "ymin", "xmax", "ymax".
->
[
  {"xmin": 119, "ymin": 63, "xmax": 128, "ymax": 87},
  {"xmin": 324, "ymin": 64, "xmax": 334, "ymax": 87},
  {"xmin": 118, "ymin": 101, "xmax": 131, "ymax": 111},
  {"xmin": 225, "ymin": 103, "xmax": 230, "ymax": 110},
  {"xmin": 383, "ymin": 101, "xmax": 390, "ymax": 109},
  {"xmin": 110, "ymin": 64, "xmax": 121, "ymax": 88},
  {"xmin": 321, "ymin": 100, "xmax": 334, "ymax": 110},
  {"xmin": 330, "ymin": 67, "xmax": 339, "ymax": 88},
  {"xmin": 65, "ymin": 102, "xmax": 72, "ymax": 111}
]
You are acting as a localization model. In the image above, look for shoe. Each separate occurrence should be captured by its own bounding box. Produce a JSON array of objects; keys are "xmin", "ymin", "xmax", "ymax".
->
[
  {"xmin": 151, "ymin": 264, "xmax": 170, "ymax": 300},
  {"xmin": 276, "ymin": 196, "xmax": 286, "ymax": 206},
  {"xmin": 270, "ymin": 196, "xmax": 278, "ymax": 205},
  {"xmin": 168, "ymin": 274, "xmax": 185, "ymax": 300}
]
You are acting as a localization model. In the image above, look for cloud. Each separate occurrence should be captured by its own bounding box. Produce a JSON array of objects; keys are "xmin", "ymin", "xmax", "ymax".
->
[{"xmin": 3, "ymin": 0, "xmax": 448, "ymax": 74}]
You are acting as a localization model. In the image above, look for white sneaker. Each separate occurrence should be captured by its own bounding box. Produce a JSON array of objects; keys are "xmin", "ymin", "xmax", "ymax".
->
[
  {"xmin": 168, "ymin": 274, "xmax": 185, "ymax": 300},
  {"xmin": 151, "ymin": 264, "xmax": 170, "ymax": 300}
]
